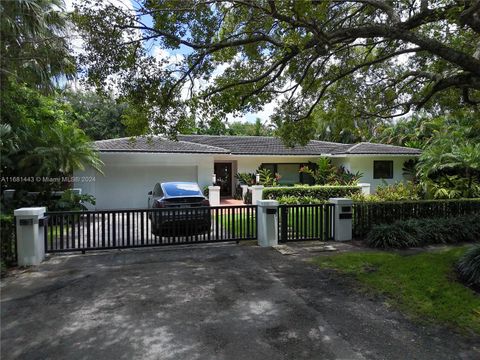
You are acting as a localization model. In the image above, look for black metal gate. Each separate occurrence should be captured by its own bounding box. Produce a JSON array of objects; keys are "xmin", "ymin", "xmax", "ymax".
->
[
  {"xmin": 44, "ymin": 205, "xmax": 257, "ymax": 253},
  {"xmin": 278, "ymin": 204, "xmax": 335, "ymax": 242}
]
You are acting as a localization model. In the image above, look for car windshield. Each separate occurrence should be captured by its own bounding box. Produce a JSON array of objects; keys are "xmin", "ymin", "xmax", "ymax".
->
[{"xmin": 162, "ymin": 183, "xmax": 203, "ymax": 197}]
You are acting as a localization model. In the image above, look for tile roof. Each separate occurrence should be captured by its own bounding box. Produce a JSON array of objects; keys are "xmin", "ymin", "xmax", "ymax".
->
[
  {"xmin": 94, "ymin": 136, "xmax": 229, "ymax": 154},
  {"xmin": 177, "ymin": 135, "xmax": 341, "ymax": 155},
  {"xmin": 94, "ymin": 135, "xmax": 421, "ymax": 156},
  {"xmin": 336, "ymin": 142, "xmax": 422, "ymax": 155}
]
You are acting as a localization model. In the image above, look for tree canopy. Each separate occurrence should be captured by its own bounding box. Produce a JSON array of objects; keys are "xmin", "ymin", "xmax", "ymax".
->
[
  {"xmin": 73, "ymin": 0, "xmax": 480, "ymax": 144},
  {"xmin": 0, "ymin": 0, "xmax": 76, "ymax": 92},
  {"xmin": 60, "ymin": 91, "xmax": 129, "ymax": 140}
]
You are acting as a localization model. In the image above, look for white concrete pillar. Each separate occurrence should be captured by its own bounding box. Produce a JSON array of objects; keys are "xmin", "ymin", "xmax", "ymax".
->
[
  {"xmin": 250, "ymin": 185, "xmax": 264, "ymax": 205},
  {"xmin": 328, "ymin": 198, "xmax": 353, "ymax": 241},
  {"xmin": 358, "ymin": 183, "xmax": 371, "ymax": 195},
  {"xmin": 208, "ymin": 186, "xmax": 220, "ymax": 206},
  {"xmin": 240, "ymin": 185, "xmax": 249, "ymax": 200},
  {"xmin": 257, "ymin": 200, "xmax": 279, "ymax": 247},
  {"xmin": 14, "ymin": 207, "xmax": 46, "ymax": 266}
]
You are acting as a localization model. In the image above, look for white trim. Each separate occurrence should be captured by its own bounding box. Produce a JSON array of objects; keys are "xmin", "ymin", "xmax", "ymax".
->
[{"xmin": 329, "ymin": 153, "xmax": 420, "ymax": 158}]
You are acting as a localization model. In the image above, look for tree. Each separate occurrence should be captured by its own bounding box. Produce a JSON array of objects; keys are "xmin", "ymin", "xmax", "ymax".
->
[
  {"xmin": 73, "ymin": 0, "xmax": 480, "ymax": 144},
  {"xmin": 0, "ymin": 83, "xmax": 102, "ymax": 191},
  {"xmin": 60, "ymin": 91, "xmax": 128, "ymax": 140},
  {"xmin": 376, "ymin": 110, "xmax": 480, "ymax": 148},
  {"xmin": 0, "ymin": 0, "xmax": 75, "ymax": 92},
  {"xmin": 415, "ymin": 117, "xmax": 480, "ymax": 198},
  {"xmin": 227, "ymin": 118, "xmax": 273, "ymax": 136}
]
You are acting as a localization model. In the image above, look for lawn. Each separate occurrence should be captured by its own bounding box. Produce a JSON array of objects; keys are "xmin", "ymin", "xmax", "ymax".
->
[
  {"xmin": 281, "ymin": 206, "xmax": 333, "ymax": 240},
  {"xmin": 218, "ymin": 213, "xmax": 256, "ymax": 239},
  {"xmin": 312, "ymin": 246, "xmax": 480, "ymax": 335}
]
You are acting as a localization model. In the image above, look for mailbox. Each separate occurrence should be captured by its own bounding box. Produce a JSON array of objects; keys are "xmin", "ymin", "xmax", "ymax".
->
[
  {"xmin": 266, "ymin": 208, "xmax": 277, "ymax": 215},
  {"xmin": 329, "ymin": 198, "xmax": 353, "ymax": 241},
  {"xmin": 19, "ymin": 218, "xmax": 34, "ymax": 226}
]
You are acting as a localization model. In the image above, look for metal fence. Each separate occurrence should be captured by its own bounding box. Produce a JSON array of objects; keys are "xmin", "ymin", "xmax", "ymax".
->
[
  {"xmin": 44, "ymin": 205, "xmax": 257, "ymax": 253},
  {"xmin": 278, "ymin": 204, "xmax": 335, "ymax": 242}
]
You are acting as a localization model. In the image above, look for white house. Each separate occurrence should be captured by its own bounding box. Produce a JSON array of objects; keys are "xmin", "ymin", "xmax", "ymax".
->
[{"xmin": 74, "ymin": 135, "xmax": 420, "ymax": 209}]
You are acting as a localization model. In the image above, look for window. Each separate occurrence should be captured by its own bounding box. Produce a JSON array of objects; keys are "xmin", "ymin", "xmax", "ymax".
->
[
  {"xmin": 260, "ymin": 163, "xmax": 315, "ymax": 185},
  {"xmin": 373, "ymin": 161, "xmax": 393, "ymax": 179},
  {"xmin": 277, "ymin": 164, "xmax": 300, "ymax": 185}
]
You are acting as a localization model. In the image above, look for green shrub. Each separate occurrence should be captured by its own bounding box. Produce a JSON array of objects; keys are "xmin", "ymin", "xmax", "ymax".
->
[
  {"xmin": 299, "ymin": 157, "xmax": 362, "ymax": 185},
  {"xmin": 366, "ymin": 223, "xmax": 418, "ymax": 249},
  {"xmin": 0, "ymin": 213, "xmax": 16, "ymax": 274},
  {"xmin": 457, "ymin": 244, "xmax": 480, "ymax": 287},
  {"xmin": 353, "ymin": 198, "xmax": 480, "ymax": 237},
  {"xmin": 366, "ymin": 215, "xmax": 480, "ymax": 249},
  {"xmin": 263, "ymin": 185, "xmax": 360, "ymax": 201},
  {"xmin": 235, "ymin": 172, "xmax": 256, "ymax": 186},
  {"xmin": 276, "ymin": 195, "xmax": 326, "ymax": 205},
  {"xmin": 243, "ymin": 189, "xmax": 252, "ymax": 204}
]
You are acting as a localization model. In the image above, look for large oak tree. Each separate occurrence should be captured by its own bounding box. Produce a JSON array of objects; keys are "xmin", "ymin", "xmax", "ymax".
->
[{"xmin": 73, "ymin": 0, "xmax": 480, "ymax": 144}]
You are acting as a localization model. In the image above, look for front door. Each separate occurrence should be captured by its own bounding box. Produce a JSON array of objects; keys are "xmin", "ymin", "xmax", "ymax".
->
[{"xmin": 214, "ymin": 163, "xmax": 232, "ymax": 197}]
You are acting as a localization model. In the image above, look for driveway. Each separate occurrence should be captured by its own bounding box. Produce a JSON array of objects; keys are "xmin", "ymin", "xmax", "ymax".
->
[{"xmin": 1, "ymin": 244, "xmax": 478, "ymax": 360}]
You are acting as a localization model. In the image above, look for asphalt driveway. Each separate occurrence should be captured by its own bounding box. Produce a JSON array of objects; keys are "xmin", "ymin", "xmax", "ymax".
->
[{"xmin": 1, "ymin": 244, "xmax": 478, "ymax": 360}]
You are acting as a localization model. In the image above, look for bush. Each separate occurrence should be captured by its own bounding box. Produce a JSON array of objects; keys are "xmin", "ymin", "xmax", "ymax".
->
[
  {"xmin": 3, "ymin": 189, "xmax": 96, "ymax": 212},
  {"xmin": 352, "ymin": 181, "xmax": 422, "ymax": 202},
  {"xmin": 353, "ymin": 198, "xmax": 480, "ymax": 237},
  {"xmin": 244, "ymin": 189, "xmax": 252, "ymax": 204},
  {"xmin": 366, "ymin": 223, "xmax": 418, "ymax": 249},
  {"xmin": 276, "ymin": 195, "xmax": 326, "ymax": 205},
  {"xmin": 366, "ymin": 215, "xmax": 480, "ymax": 249},
  {"xmin": 263, "ymin": 185, "xmax": 360, "ymax": 201},
  {"xmin": 0, "ymin": 213, "xmax": 16, "ymax": 274},
  {"xmin": 457, "ymin": 244, "xmax": 480, "ymax": 287}
]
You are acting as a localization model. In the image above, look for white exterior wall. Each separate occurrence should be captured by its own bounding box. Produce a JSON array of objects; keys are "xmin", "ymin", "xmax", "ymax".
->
[
  {"xmin": 214, "ymin": 155, "xmax": 320, "ymax": 191},
  {"xmin": 218, "ymin": 155, "xmax": 320, "ymax": 174},
  {"xmin": 74, "ymin": 152, "xmax": 214, "ymax": 209},
  {"xmin": 332, "ymin": 155, "xmax": 415, "ymax": 191},
  {"xmin": 75, "ymin": 151, "xmax": 418, "ymax": 209}
]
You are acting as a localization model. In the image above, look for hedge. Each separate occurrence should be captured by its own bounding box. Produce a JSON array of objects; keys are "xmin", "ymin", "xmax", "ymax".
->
[
  {"xmin": 366, "ymin": 215, "xmax": 480, "ymax": 249},
  {"xmin": 353, "ymin": 199, "xmax": 480, "ymax": 237},
  {"xmin": 263, "ymin": 185, "xmax": 360, "ymax": 201},
  {"xmin": 0, "ymin": 214, "xmax": 16, "ymax": 274}
]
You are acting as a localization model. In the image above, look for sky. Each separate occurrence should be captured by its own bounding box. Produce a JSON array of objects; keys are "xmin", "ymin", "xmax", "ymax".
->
[{"xmin": 64, "ymin": 0, "xmax": 275, "ymax": 124}]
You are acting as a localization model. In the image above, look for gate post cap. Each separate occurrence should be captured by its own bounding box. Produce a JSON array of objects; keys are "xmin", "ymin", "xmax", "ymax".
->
[
  {"xmin": 328, "ymin": 198, "xmax": 353, "ymax": 205},
  {"xmin": 14, "ymin": 207, "xmax": 46, "ymax": 217},
  {"xmin": 250, "ymin": 185, "xmax": 264, "ymax": 189},
  {"xmin": 208, "ymin": 185, "xmax": 220, "ymax": 189},
  {"xmin": 257, "ymin": 200, "xmax": 278, "ymax": 207}
]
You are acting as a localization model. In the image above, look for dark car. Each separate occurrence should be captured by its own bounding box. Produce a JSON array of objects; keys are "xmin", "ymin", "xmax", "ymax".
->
[{"xmin": 148, "ymin": 182, "xmax": 211, "ymax": 236}]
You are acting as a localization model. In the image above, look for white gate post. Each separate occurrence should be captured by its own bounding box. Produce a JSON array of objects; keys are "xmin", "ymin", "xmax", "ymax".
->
[
  {"xmin": 257, "ymin": 200, "xmax": 278, "ymax": 247},
  {"xmin": 208, "ymin": 186, "xmax": 220, "ymax": 206},
  {"xmin": 14, "ymin": 207, "xmax": 47, "ymax": 266},
  {"xmin": 328, "ymin": 198, "xmax": 353, "ymax": 241},
  {"xmin": 250, "ymin": 185, "xmax": 264, "ymax": 205}
]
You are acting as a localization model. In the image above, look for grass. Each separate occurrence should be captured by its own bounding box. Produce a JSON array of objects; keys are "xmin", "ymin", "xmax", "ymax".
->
[
  {"xmin": 218, "ymin": 213, "xmax": 257, "ymax": 238},
  {"xmin": 311, "ymin": 246, "xmax": 480, "ymax": 335},
  {"xmin": 282, "ymin": 207, "xmax": 332, "ymax": 239}
]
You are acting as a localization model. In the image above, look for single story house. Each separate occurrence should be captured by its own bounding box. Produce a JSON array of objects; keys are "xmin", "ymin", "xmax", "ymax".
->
[{"xmin": 74, "ymin": 135, "xmax": 421, "ymax": 209}]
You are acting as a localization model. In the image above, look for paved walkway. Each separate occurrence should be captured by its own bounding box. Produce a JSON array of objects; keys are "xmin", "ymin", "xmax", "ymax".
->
[
  {"xmin": 220, "ymin": 198, "xmax": 245, "ymax": 206},
  {"xmin": 1, "ymin": 244, "xmax": 478, "ymax": 360}
]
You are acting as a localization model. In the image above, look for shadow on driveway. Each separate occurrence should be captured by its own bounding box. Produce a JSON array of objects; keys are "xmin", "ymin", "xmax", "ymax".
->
[{"xmin": 1, "ymin": 244, "xmax": 478, "ymax": 360}]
